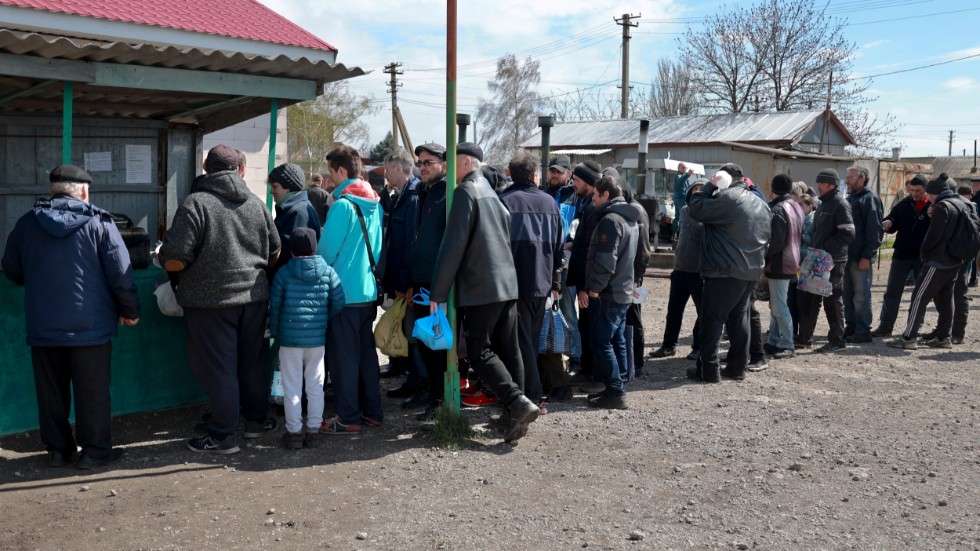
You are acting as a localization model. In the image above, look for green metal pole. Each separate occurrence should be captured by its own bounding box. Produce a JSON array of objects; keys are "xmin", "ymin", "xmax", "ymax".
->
[
  {"xmin": 62, "ymin": 81, "xmax": 73, "ymax": 165},
  {"xmin": 444, "ymin": 0, "xmax": 460, "ymax": 411},
  {"xmin": 267, "ymin": 98, "xmax": 279, "ymax": 211}
]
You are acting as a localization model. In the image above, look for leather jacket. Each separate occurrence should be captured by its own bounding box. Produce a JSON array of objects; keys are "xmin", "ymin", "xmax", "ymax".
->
[{"xmin": 687, "ymin": 180, "xmax": 771, "ymax": 281}]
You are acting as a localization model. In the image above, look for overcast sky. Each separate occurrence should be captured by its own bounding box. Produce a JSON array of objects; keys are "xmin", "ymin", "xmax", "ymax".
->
[{"xmin": 259, "ymin": 0, "xmax": 980, "ymax": 159}]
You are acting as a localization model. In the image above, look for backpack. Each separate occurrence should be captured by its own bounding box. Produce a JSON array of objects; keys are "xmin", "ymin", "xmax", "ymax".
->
[{"xmin": 946, "ymin": 199, "xmax": 980, "ymax": 261}]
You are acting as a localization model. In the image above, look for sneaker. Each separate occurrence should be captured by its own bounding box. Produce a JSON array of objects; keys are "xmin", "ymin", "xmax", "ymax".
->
[
  {"xmin": 770, "ymin": 348, "xmax": 795, "ymax": 360},
  {"xmin": 282, "ymin": 432, "xmax": 304, "ymax": 450},
  {"xmin": 578, "ymin": 381, "xmax": 605, "ymax": 393},
  {"xmin": 48, "ymin": 450, "xmax": 74, "ymax": 468},
  {"xmin": 461, "ymin": 391, "xmax": 498, "ymax": 408},
  {"xmin": 546, "ymin": 386, "xmax": 573, "ymax": 402},
  {"xmin": 187, "ymin": 434, "xmax": 239, "ymax": 454},
  {"xmin": 685, "ymin": 350, "xmax": 700, "ymax": 361},
  {"xmin": 503, "ymin": 396, "xmax": 540, "ymax": 443},
  {"xmin": 319, "ymin": 417, "xmax": 362, "ymax": 434},
  {"xmin": 747, "ymin": 357, "xmax": 770, "ymax": 372},
  {"xmin": 815, "ymin": 342, "xmax": 846, "ymax": 353},
  {"xmin": 361, "ymin": 416, "xmax": 383, "ymax": 428},
  {"xmin": 845, "ymin": 332, "xmax": 872, "ymax": 344},
  {"xmin": 587, "ymin": 392, "xmax": 628, "ymax": 410},
  {"xmin": 303, "ymin": 431, "xmax": 324, "ymax": 448},
  {"xmin": 242, "ymin": 417, "xmax": 279, "ymax": 439},
  {"xmin": 951, "ymin": 336, "xmax": 964, "ymax": 345},
  {"xmin": 648, "ymin": 346, "xmax": 676, "ymax": 358},
  {"xmin": 402, "ymin": 390, "xmax": 432, "ymax": 410},
  {"xmin": 870, "ymin": 326, "xmax": 892, "ymax": 338},
  {"xmin": 885, "ymin": 337, "xmax": 917, "ymax": 350},
  {"xmin": 720, "ymin": 367, "xmax": 746, "ymax": 381},
  {"xmin": 460, "ymin": 379, "xmax": 481, "ymax": 397},
  {"xmin": 386, "ymin": 383, "xmax": 417, "ymax": 398},
  {"xmin": 75, "ymin": 448, "xmax": 124, "ymax": 469},
  {"xmin": 923, "ymin": 337, "xmax": 953, "ymax": 349}
]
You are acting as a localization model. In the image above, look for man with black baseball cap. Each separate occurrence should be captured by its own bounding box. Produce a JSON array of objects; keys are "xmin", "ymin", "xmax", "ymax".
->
[{"xmin": 3, "ymin": 165, "xmax": 140, "ymax": 469}]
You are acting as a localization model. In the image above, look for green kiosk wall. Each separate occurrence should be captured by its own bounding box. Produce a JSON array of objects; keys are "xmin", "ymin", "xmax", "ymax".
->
[{"xmin": 0, "ymin": 266, "xmax": 205, "ymax": 435}]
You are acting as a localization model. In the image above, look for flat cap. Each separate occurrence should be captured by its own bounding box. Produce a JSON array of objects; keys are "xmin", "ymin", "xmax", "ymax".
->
[
  {"xmin": 49, "ymin": 164, "xmax": 92, "ymax": 184},
  {"xmin": 414, "ymin": 143, "xmax": 447, "ymax": 160},
  {"xmin": 457, "ymin": 142, "xmax": 484, "ymax": 162}
]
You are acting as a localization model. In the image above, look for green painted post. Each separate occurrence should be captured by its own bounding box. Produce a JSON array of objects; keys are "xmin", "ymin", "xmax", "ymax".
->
[
  {"xmin": 443, "ymin": 0, "xmax": 460, "ymax": 411},
  {"xmin": 62, "ymin": 81, "xmax": 73, "ymax": 164},
  {"xmin": 267, "ymin": 98, "xmax": 279, "ymax": 211}
]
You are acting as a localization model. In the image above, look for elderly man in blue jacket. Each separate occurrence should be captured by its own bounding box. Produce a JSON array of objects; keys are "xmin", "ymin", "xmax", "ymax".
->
[{"xmin": 3, "ymin": 164, "xmax": 140, "ymax": 469}]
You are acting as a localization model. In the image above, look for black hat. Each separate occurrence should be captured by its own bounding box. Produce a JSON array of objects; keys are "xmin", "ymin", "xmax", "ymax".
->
[
  {"xmin": 686, "ymin": 178, "xmax": 708, "ymax": 202},
  {"xmin": 205, "ymin": 144, "xmax": 239, "ymax": 173},
  {"xmin": 457, "ymin": 142, "xmax": 484, "ymax": 162},
  {"xmin": 926, "ymin": 173, "xmax": 952, "ymax": 195},
  {"xmin": 482, "ymin": 165, "xmax": 506, "ymax": 191},
  {"xmin": 269, "ymin": 163, "xmax": 305, "ymax": 192},
  {"xmin": 572, "ymin": 160, "xmax": 601, "ymax": 186},
  {"xmin": 289, "ymin": 227, "xmax": 318, "ymax": 257},
  {"xmin": 414, "ymin": 143, "xmax": 446, "ymax": 160},
  {"xmin": 908, "ymin": 174, "xmax": 928, "ymax": 187},
  {"xmin": 772, "ymin": 174, "xmax": 794, "ymax": 195},
  {"xmin": 602, "ymin": 166, "xmax": 622, "ymax": 182},
  {"xmin": 815, "ymin": 169, "xmax": 840, "ymax": 186},
  {"xmin": 719, "ymin": 163, "xmax": 743, "ymax": 178},
  {"xmin": 548, "ymin": 155, "xmax": 571, "ymax": 172},
  {"xmin": 49, "ymin": 164, "xmax": 92, "ymax": 184},
  {"xmin": 957, "ymin": 183, "xmax": 973, "ymax": 196}
]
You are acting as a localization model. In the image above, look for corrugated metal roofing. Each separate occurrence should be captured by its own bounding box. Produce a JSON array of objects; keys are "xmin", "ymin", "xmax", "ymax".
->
[
  {"xmin": 0, "ymin": 0, "xmax": 334, "ymax": 52},
  {"xmin": 901, "ymin": 156, "xmax": 980, "ymax": 179},
  {"xmin": 522, "ymin": 110, "xmax": 846, "ymax": 149}
]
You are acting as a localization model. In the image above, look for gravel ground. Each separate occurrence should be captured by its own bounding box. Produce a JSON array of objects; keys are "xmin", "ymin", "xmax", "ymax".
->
[{"xmin": 1, "ymin": 261, "xmax": 978, "ymax": 550}]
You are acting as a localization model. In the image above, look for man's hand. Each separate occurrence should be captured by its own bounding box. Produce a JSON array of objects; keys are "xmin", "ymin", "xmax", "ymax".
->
[
  {"xmin": 119, "ymin": 317, "xmax": 140, "ymax": 326},
  {"xmin": 577, "ymin": 290, "xmax": 589, "ymax": 309},
  {"xmin": 882, "ymin": 220, "xmax": 893, "ymax": 231},
  {"xmin": 858, "ymin": 258, "xmax": 871, "ymax": 271},
  {"xmin": 687, "ymin": 168, "xmax": 694, "ymax": 175},
  {"xmin": 563, "ymin": 242, "xmax": 573, "ymax": 251},
  {"xmin": 395, "ymin": 291, "xmax": 406, "ymax": 299},
  {"xmin": 429, "ymin": 300, "xmax": 438, "ymax": 315}
]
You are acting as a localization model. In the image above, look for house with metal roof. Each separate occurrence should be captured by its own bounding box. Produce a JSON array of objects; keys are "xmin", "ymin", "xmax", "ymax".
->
[
  {"xmin": 0, "ymin": 0, "xmax": 363, "ymax": 434},
  {"xmin": 901, "ymin": 156, "xmax": 980, "ymax": 184}
]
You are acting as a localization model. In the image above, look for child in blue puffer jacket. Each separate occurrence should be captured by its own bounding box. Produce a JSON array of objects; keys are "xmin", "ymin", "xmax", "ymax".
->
[{"xmin": 269, "ymin": 227, "xmax": 345, "ymax": 449}]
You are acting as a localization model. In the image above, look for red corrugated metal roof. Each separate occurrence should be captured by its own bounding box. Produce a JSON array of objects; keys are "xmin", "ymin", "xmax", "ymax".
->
[{"xmin": 0, "ymin": 0, "xmax": 335, "ymax": 52}]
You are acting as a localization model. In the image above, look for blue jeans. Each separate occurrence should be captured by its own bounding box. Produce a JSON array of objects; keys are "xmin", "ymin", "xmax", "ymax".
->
[
  {"xmin": 767, "ymin": 278, "xmax": 793, "ymax": 349},
  {"xmin": 843, "ymin": 260, "xmax": 874, "ymax": 334},
  {"xmin": 589, "ymin": 298, "xmax": 630, "ymax": 395}
]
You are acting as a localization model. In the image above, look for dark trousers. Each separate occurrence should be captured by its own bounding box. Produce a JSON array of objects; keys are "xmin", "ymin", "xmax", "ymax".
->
[
  {"xmin": 797, "ymin": 261, "xmax": 846, "ymax": 345},
  {"xmin": 625, "ymin": 302, "xmax": 644, "ymax": 373},
  {"xmin": 902, "ymin": 265, "xmax": 959, "ymax": 340},
  {"xmin": 663, "ymin": 270, "xmax": 702, "ymax": 350},
  {"xmin": 879, "ymin": 257, "xmax": 922, "ymax": 332},
  {"xmin": 185, "ymin": 302, "xmax": 268, "ymax": 438},
  {"xmin": 516, "ymin": 295, "xmax": 547, "ymax": 402},
  {"xmin": 953, "ymin": 263, "xmax": 970, "ymax": 339},
  {"xmin": 327, "ymin": 305, "xmax": 382, "ymax": 424},
  {"xmin": 461, "ymin": 300, "xmax": 524, "ymax": 407},
  {"xmin": 413, "ymin": 282, "xmax": 447, "ymax": 403},
  {"xmin": 749, "ymin": 301, "xmax": 764, "ymax": 361},
  {"xmin": 577, "ymin": 302, "xmax": 594, "ymax": 379},
  {"xmin": 31, "ymin": 343, "xmax": 113, "ymax": 458},
  {"xmin": 695, "ymin": 278, "xmax": 754, "ymax": 377}
]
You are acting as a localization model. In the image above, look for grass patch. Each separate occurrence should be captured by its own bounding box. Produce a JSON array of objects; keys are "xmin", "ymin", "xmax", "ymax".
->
[{"xmin": 426, "ymin": 404, "xmax": 476, "ymax": 449}]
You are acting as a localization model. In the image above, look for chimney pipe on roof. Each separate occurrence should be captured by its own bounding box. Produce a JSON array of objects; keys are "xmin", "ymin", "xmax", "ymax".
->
[{"xmin": 891, "ymin": 147, "xmax": 901, "ymax": 162}]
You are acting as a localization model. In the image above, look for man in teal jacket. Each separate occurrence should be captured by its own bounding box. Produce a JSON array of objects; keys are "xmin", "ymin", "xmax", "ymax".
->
[{"xmin": 318, "ymin": 145, "xmax": 384, "ymax": 434}]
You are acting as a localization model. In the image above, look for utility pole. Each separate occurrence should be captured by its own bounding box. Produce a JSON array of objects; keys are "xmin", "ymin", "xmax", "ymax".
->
[
  {"xmin": 384, "ymin": 62, "xmax": 403, "ymax": 148},
  {"xmin": 948, "ymin": 130, "xmax": 955, "ymax": 156},
  {"xmin": 615, "ymin": 13, "xmax": 639, "ymax": 119}
]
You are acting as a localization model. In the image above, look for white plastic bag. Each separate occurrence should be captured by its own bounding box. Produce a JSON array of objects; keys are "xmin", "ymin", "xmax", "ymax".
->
[{"xmin": 153, "ymin": 281, "xmax": 183, "ymax": 317}]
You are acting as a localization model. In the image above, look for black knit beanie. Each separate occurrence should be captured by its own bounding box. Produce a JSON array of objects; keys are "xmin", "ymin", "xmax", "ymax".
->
[
  {"xmin": 926, "ymin": 173, "xmax": 951, "ymax": 195},
  {"xmin": 572, "ymin": 160, "xmax": 601, "ymax": 186},
  {"xmin": 269, "ymin": 163, "xmax": 305, "ymax": 192},
  {"xmin": 771, "ymin": 174, "xmax": 794, "ymax": 195}
]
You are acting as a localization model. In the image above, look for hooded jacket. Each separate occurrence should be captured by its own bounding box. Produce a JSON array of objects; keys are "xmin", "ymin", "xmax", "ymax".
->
[
  {"xmin": 546, "ymin": 182, "xmax": 577, "ymax": 239},
  {"xmin": 319, "ymin": 178, "xmax": 383, "ymax": 306},
  {"xmin": 566, "ymin": 193, "xmax": 596, "ymax": 289},
  {"xmin": 765, "ymin": 194, "xmax": 805, "ymax": 279},
  {"xmin": 921, "ymin": 191, "xmax": 966, "ymax": 269},
  {"xmin": 499, "ymin": 180, "xmax": 565, "ymax": 297},
  {"xmin": 3, "ymin": 194, "xmax": 140, "ymax": 346},
  {"xmin": 410, "ymin": 177, "xmax": 447, "ymax": 284},
  {"xmin": 159, "ymin": 170, "xmax": 280, "ymax": 309},
  {"xmin": 383, "ymin": 175, "xmax": 420, "ymax": 294},
  {"xmin": 811, "ymin": 187, "xmax": 855, "ymax": 262},
  {"xmin": 273, "ymin": 190, "xmax": 322, "ymax": 272},
  {"xmin": 687, "ymin": 180, "xmax": 771, "ymax": 281},
  {"xmin": 430, "ymin": 169, "xmax": 518, "ymax": 307},
  {"xmin": 846, "ymin": 185, "xmax": 884, "ymax": 261},
  {"xmin": 883, "ymin": 195, "xmax": 930, "ymax": 260},
  {"xmin": 269, "ymin": 255, "xmax": 346, "ymax": 348},
  {"xmin": 586, "ymin": 196, "xmax": 640, "ymax": 304}
]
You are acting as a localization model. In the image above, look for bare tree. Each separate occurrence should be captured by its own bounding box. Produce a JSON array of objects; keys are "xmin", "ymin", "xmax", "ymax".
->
[
  {"xmin": 646, "ymin": 57, "xmax": 702, "ymax": 117},
  {"xmin": 476, "ymin": 54, "xmax": 542, "ymax": 164},
  {"xmin": 287, "ymin": 80, "xmax": 379, "ymax": 175},
  {"xmin": 547, "ymin": 86, "xmax": 647, "ymax": 122}
]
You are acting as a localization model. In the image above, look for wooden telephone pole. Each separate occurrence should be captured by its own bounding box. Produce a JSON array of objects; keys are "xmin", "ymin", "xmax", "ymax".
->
[{"xmin": 615, "ymin": 13, "xmax": 639, "ymax": 119}]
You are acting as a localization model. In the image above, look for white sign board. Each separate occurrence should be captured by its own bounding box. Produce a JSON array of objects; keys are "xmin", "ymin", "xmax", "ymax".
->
[
  {"xmin": 125, "ymin": 144, "xmax": 152, "ymax": 184},
  {"xmin": 83, "ymin": 152, "xmax": 112, "ymax": 172}
]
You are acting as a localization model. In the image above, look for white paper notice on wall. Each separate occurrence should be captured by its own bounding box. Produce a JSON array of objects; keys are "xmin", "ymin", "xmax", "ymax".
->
[
  {"xmin": 83, "ymin": 152, "xmax": 112, "ymax": 172},
  {"xmin": 125, "ymin": 144, "xmax": 152, "ymax": 184}
]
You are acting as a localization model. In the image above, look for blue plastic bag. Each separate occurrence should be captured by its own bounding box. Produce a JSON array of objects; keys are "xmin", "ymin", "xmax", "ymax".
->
[
  {"xmin": 412, "ymin": 305, "xmax": 454, "ymax": 351},
  {"xmin": 538, "ymin": 302, "xmax": 573, "ymax": 355}
]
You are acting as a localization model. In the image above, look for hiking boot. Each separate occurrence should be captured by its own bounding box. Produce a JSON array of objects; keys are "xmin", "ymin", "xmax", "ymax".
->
[
  {"xmin": 870, "ymin": 326, "xmax": 892, "ymax": 338},
  {"xmin": 386, "ymin": 383, "xmax": 417, "ymax": 398},
  {"xmin": 588, "ymin": 392, "xmax": 628, "ymax": 410},
  {"xmin": 886, "ymin": 337, "xmax": 917, "ymax": 350},
  {"xmin": 648, "ymin": 346, "xmax": 676, "ymax": 358},
  {"xmin": 770, "ymin": 348, "xmax": 795, "ymax": 360},
  {"xmin": 951, "ymin": 336, "xmax": 965, "ymax": 345},
  {"xmin": 461, "ymin": 391, "xmax": 498, "ymax": 408},
  {"xmin": 815, "ymin": 342, "xmax": 846, "ymax": 353},
  {"xmin": 303, "ymin": 431, "xmax": 324, "ymax": 448},
  {"xmin": 685, "ymin": 349, "xmax": 700, "ymax": 361},
  {"xmin": 187, "ymin": 434, "xmax": 239, "ymax": 454},
  {"xmin": 546, "ymin": 386, "xmax": 573, "ymax": 402},
  {"xmin": 845, "ymin": 332, "xmax": 872, "ymax": 344},
  {"xmin": 720, "ymin": 367, "xmax": 746, "ymax": 381},
  {"xmin": 319, "ymin": 417, "xmax": 362, "ymax": 435},
  {"xmin": 578, "ymin": 381, "xmax": 605, "ymax": 393},
  {"xmin": 282, "ymin": 432, "xmax": 304, "ymax": 450},
  {"xmin": 402, "ymin": 390, "xmax": 432, "ymax": 410},
  {"xmin": 242, "ymin": 417, "xmax": 278, "ymax": 439},
  {"xmin": 747, "ymin": 357, "xmax": 770, "ymax": 372},
  {"xmin": 503, "ymin": 396, "xmax": 540, "ymax": 443},
  {"xmin": 923, "ymin": 337, "xmax": 953, "ymax": 349},
  {"xmin": 686, "ymin": 365, "xmax": 720, "ymax": 383},
  {"xmin": 76, "ymin": 448, "xmax": 125, "ymax": 470}
]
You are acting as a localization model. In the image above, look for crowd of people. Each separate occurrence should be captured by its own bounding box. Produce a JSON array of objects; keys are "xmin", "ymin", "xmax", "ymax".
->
[{"xmin": 4, "ymin": 144, "xmax": 978, "ymax": 468}]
